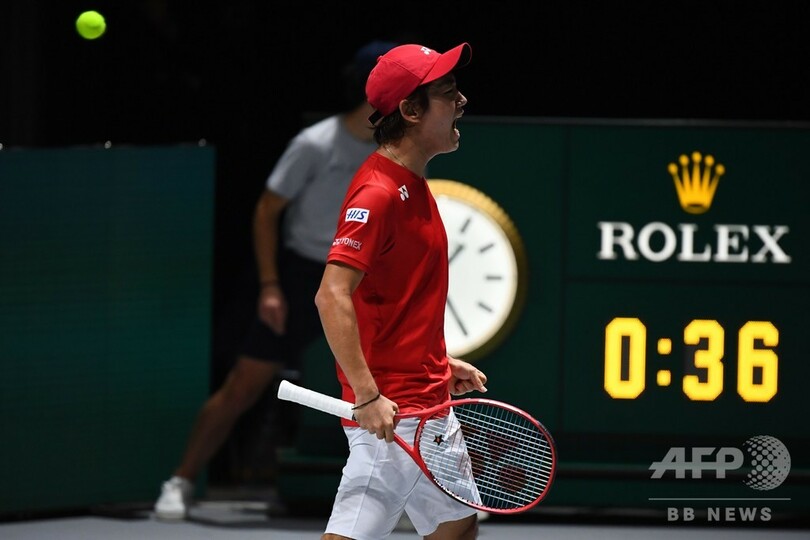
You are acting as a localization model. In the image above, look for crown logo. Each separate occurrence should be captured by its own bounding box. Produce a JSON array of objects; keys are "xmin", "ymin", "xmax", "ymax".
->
[{"xmin": 667, "ymin": 151, "xmax": 725, "ymax": 214}]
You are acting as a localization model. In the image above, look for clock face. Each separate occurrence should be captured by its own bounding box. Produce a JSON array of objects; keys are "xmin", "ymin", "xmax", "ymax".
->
[{"xmin": 428, "ymin": 180, "xmax": 528, "ymax": 360}]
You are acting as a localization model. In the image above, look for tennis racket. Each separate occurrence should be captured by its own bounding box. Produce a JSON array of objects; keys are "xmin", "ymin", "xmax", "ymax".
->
[{"xmin": 277, "ymin": 380, "xmax": 556, "ymax": 514}]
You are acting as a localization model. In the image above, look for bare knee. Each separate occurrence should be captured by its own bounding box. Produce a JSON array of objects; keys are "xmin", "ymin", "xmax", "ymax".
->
[
  {"xmin": 461, "ymin": 516, "xmax": 479, "ymax": 539},
  {"xmin": 455, "ymin": 515, "xmax": 478, "ymax": 540},
  {"xmin": 217, "ymin": 357, "xmax": 279, "ymax": 412}
]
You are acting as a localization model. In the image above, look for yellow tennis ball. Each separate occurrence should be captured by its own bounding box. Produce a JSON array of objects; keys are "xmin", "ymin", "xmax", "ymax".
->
[{"xmin": 76, "ymin": 11, "xmax": 106, "ymax": 40}]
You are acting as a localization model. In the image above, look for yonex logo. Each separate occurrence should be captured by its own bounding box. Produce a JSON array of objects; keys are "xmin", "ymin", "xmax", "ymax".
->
[
  {"xmin": 345, "ymin": 208, "xmax": 369, "ymax": 223},
  {"xmin": 332, "ymin": 237, "xmax": 362, "ymax": 250}
]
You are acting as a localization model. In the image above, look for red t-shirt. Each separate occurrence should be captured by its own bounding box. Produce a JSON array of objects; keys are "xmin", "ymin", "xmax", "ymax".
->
[{"xmin": 327, "ymin": 152, "xmax": 451, "ymax": 419}]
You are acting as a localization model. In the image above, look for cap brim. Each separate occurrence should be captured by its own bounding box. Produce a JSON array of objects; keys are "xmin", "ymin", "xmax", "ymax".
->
[{"xmin": 422, "ymin": 42, "xmax": 472, "ymax": 86}]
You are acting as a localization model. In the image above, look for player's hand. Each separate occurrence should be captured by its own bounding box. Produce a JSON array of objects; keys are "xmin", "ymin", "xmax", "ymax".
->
[
  {"xmin": 258, "ymin": 285, "xmax": 287, "ymax": 335},
  {"xmin": 352, "ymin": 394, "xmax": 398, "ymax": 443},
  {"xmin": 448, "ymin": 357, "xmax": 488, "ymax": 395}
]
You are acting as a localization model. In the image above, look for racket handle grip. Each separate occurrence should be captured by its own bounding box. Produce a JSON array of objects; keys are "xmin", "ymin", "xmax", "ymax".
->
[{"xmin": 277, "ymin": 380, "xmax": 354, "ymax": 421}]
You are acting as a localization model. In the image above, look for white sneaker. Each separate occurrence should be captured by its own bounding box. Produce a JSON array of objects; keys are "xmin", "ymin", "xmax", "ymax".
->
[{"xmin": 154, "ymin": 476, "xmax": 194, "ymax": 520}]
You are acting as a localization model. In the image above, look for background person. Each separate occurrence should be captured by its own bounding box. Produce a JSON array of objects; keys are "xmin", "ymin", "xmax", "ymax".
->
[{"xmin": 154, "ymin": 39, "xmax": 399, "ymax": 521}]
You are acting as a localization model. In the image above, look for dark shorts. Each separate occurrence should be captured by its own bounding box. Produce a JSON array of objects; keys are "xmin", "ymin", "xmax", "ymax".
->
[{"xmin": 239, "ymin": 249, "xmax": 325, "ymax": 370}]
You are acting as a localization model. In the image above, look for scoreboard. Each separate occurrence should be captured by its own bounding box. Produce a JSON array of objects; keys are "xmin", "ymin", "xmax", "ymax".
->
[
  {"xmin": 560, "ymin": 127, "xmax": 804, "ymax": 438},
  {"xmin": 427, "ymin": 118, "xmax": 809, "ymax": 518}
]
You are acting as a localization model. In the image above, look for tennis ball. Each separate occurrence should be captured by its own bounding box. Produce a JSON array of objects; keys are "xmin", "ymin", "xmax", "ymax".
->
[{"xmin": 76, "ymin": 11, "xmax": 106, "ymax": 40}]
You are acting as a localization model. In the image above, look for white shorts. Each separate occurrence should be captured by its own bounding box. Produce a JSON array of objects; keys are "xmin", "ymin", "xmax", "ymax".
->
[{"xmin": 324, "ymin": 417, "xmax": 477, "ymax": 539}]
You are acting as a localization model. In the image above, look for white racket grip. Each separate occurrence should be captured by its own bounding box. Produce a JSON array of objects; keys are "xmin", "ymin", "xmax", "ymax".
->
[{"xmin": 277, "ymin": 380, "xmax": 354, "ymax": 420}]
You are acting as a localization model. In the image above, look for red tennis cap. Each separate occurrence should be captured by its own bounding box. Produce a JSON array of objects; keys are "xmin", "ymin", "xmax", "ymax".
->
[{"xmin": 366, "ymin": 42, "xmax": 472, "ymax": 125}]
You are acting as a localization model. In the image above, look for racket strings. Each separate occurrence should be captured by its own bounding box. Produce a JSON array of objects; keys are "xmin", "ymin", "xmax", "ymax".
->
[{"xmin": 416, "ymin": 402, "xmax": 554, "ymax": 511}]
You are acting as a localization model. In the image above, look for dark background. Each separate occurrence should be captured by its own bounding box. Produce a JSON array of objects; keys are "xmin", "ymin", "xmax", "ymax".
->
[{"xmin": 2, "ymin": 0, "xmax": 809, "ymax": 485}]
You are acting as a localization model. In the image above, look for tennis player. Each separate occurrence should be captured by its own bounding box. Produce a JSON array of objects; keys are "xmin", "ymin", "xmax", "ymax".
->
[{"xmin": 315, "ymin": 42, "xmax": 487, "ymax": 540}]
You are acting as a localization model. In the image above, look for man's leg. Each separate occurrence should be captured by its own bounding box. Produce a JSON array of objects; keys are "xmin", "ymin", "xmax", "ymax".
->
[
  {"xmin": 174, "ymin": 356, "xmax": 282, "ymax": 480},
  {"xmin": 155, "ymin": 356, "xmax": 281, "ymax": 519}
]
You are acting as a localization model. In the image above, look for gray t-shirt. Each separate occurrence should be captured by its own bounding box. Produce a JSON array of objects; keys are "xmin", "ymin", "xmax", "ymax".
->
[{"xmin": 267, "ymin": 114, "xmax": 377, "ymax": 263}]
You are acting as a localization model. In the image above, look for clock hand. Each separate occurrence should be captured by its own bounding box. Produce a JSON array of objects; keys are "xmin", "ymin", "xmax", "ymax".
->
[
  {"xmin": 446, "ymin": 297, "xmax": 468, "ymax": 336},
  {"xmin": 449, "ymin": 244, "xmax": 465, "ymax": 264}
]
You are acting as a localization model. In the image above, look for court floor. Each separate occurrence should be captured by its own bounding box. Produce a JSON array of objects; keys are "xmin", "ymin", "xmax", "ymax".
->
[{"xmin": 1, "ymin": 500, "xmax": 807, "ymax": 540}]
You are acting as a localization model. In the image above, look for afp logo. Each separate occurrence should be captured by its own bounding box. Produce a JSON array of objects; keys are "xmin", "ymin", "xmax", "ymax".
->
[
  {"xmin": 649, "ymin": 435, "xmax": 791, "ymax": 490},
  {"xmin": 345, "ymin": 208, "xmax": 369, "ymax": 223}
]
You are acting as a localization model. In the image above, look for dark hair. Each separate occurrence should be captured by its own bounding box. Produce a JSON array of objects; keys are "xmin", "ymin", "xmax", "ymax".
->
[{"xmin": 373, "ymin": 86, "xmax": 430, "ymax": 146}]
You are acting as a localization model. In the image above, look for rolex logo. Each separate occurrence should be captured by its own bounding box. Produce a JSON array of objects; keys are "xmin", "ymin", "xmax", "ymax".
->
[
  {"xmin": 598, "ymin": 151, "xmax": 790, "ymax": 265},
  {"xmin": 667, "ymin": 151, "xmax": 726, "ymax": 214}
]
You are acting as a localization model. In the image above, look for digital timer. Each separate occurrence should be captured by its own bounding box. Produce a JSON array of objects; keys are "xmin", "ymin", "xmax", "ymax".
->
[{"xmin": 604, "ymin": 317, "xmax": 778, "ymax": 402}]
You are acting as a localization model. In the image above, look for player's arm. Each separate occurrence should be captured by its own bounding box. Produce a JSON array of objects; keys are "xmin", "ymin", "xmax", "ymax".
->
[
  {"xmin": 314, "ymin": 261, "xmax": 398, "ymax": 441},
  {"xmin": 448, "ymin": 356, "xmax": 488, "ymax": 395},
  {"xmin": 253, "ymin": 189, "xmax": 289, "ymax": 334}
]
